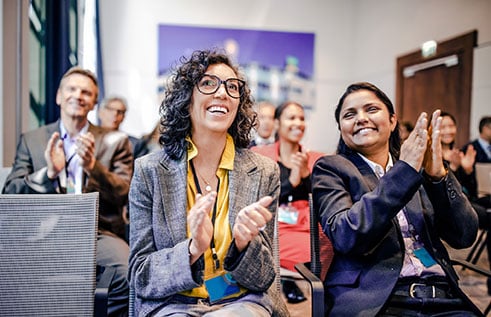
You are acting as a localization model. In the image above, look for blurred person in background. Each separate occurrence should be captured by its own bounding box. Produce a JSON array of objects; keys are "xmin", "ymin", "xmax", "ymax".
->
[
  {"xmin": 250, "ymin": 101, "xmax": 276, "ymax": 147},
  {"xmin": 98, "ymin": 96, "xmax": 149, "ymax": 159},
  {"xmin": 252, "ymin": 101, "xmax": 333, "ymax": 304}
]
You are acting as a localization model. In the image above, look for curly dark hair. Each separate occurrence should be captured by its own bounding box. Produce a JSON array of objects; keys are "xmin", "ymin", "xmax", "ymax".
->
[
  {"xmin": 334, "ymin": 82, "xmax": 401, "ymax": 159},
  {"xmin": 159, "ymin": 49, "xmax": 256, "ymax": 160}
]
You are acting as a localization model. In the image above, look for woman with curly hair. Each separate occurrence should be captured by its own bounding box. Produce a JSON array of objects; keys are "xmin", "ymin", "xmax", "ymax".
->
[{"xmin": 128, "ymin": 49, "xmax": 289, "ymax": 316}]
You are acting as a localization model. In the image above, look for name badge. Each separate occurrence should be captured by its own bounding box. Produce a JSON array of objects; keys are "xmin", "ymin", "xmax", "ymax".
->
[
  {"xmin": 278, "ymin": 204, "xmax": 299, "ymax": 224},
  {"xmin": 204, "ymin": 272, "xmax": 241, "ymax": 303},
  {"xmin": 414, "ymin": 248, "xmax": 437, "ymax": 268}
]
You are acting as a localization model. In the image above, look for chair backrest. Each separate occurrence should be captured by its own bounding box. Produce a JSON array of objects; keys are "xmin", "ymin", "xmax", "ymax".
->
[
  {"xmin": 0, "ymin": 167, "xmax": 12, "ymax": 192},
  {"xmin": 309, "ymin": 193, "xmax": 322, "ymax": 277},
  {"xmin": 0, "ymin": 193, "xmax": 99, "ymax": 316},
  {"xmin": 475, "ymin": 162, "xmax": 491, "ymax": 197}
]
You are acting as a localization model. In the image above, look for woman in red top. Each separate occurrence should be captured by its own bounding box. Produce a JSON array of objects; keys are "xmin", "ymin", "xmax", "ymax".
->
[{"xmin": 252, "ymin": 101, "xmax": 333, "ymax": 303}]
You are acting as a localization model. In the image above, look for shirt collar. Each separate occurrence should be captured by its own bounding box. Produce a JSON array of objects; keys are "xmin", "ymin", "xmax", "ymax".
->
[
  {"xmin": 478, "ymin": 137, "xmax": 491, "ymax": 152},
  {"xmin": 59, "ymin": 121, "xmax": 90, "ymax": 141},
  {"xmin": 186, "ymin": 134, "xmax": 235, "ymax": 171},
  {"xmin": 357, "ymin": 152, "xmax": 393, "ymax": 179}
]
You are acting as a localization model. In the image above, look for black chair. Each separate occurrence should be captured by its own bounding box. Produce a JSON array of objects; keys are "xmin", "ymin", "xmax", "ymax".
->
[
  {"xmin": 0, "ymin": 193, "xmax": 110, "ymax": 316},
  {"xmin": 464, "ymin": 229, "xmax": 488, "ymax": 267},
  {"xmin": 295, "ymin": 193, "xmax": 491, "ymax": 317},
  {"xmin": 294, "ymin": 193, "xmax": 325, "ymax": 317}
]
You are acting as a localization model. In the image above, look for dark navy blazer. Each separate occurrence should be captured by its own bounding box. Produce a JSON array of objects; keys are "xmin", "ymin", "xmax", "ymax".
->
[{"xmin": 312, "ymin": 153, "xmax": 479, "ymax": 317}]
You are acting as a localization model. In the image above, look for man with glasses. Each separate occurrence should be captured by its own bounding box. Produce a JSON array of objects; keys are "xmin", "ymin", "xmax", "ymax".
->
[{"xmin": 98, "ymin": 96, "xmax": 149, "ymax": 159}]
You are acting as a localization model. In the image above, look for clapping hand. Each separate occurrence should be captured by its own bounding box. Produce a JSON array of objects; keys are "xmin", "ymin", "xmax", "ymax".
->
[
  {"xmin": 289, "ymin": 149, "xmax": 310, "ymax": 187},
  {"xmin": 76, "ymin": 132, "xmax": 96, "ymax": 172},
  {"xmin": 400, "ymin": 110, "xmax": 447, "ymax": 180},
  {"xmin": 399, "ymin": 112, "xmax": 429, "ymax": 171},
  {"xmin": 45, "ymin": 132, "xmax": 66, "ymax": 179},
  {"xmin": 188, "ymin": 191, "xmax": 217, "ymax": 264},
  {"xmin": 233, "ymin": 196, "xmax": 273, "ymax": 252},
  {"xmin": 422, "ymin": 110, "xmax": 447, "ymax": 180}
]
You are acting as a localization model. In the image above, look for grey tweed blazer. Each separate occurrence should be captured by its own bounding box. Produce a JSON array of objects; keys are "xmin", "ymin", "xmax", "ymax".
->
[{"xmin": 128, "ymin": 147, "xmax": 289, "ymax": 316}]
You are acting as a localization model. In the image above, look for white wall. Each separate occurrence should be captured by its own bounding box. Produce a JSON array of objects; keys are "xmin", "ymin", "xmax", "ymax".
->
[{"xmin": 99, "ymin": 0, "xmax": 491, "ymax": 154}]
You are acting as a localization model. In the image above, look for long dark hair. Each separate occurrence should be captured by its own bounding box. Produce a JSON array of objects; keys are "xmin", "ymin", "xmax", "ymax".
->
[
  {"xmin": 440, "ymin": 111, "xmax": 457, "ymax": 149},
  {"xmin": 159, "ymin": 49, "xmax": 256, "ymax": 160},
  {"xmin": 334, "ymin": 82, "xmax": 401, "ymax": 158}
]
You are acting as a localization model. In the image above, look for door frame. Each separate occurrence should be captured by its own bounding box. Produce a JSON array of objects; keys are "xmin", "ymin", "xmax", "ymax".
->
[{"xmin": 396, "ymin": 30, "xmax": 477, "ymax": 146}]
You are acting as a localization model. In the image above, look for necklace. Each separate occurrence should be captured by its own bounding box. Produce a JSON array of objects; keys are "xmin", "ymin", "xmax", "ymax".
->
[
  {"xmin": 190, "ymin": 160, "xmax": 217, "ymax": 193},
  {"xmin": 195, "ymin": 168, "xmax": 215, "ymax": 192},
  {"xmin": 200, "ymin": 175, "xmax": 213, "ymax": 192}
]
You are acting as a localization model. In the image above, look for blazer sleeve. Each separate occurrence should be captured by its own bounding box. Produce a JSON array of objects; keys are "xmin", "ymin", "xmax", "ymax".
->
[
  {"xmin": 422, "ymin": 169, "xmax": 478, "ymax": 248},
  {"xmin": 86, "ymin": 132, "xmax": 133, "ymax": 208},
  {"xmin": 128, "ymin": 157, "xmax": 203, "ymax": 299},
  {"xmin": 224, "ymin": 155, "xmax": 280, "ymax": 292},
  {"xmin": 312, "ymin": 156, "xmax": 423, "ymax": 255},
  {"xmin": 2, "ymin": 132, "xmax": 58, "ymax": 194}
]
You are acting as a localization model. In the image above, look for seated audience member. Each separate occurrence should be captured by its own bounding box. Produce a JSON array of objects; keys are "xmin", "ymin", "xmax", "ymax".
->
[
  {"xmin": 98, "ymin": 96, "xmax": 149, "ymax": 159},
  {"xmin": 399, "ymin": 120, "xmax": 414, "ymax": 143},
  {"xmin": 464, "ymin": 116, "xmax": 491, "ymax": 164},
  {"xmin": 440, "ymin": 112, "xmax": 480, "ymax": 199},
  {"xmin": 312, "ymin": 82, "xmax": 481, "ymax": 316},
  {"xmin": 128, "ymin": 49, "xmax": 289, "ymax": 316},
  {"xmin": 2, "ymin": 66, "xmax": 133, "ymax": 317},
  {"xmin": 250, "ymin": 101, "xmax": 276, "ymax": 147},
  {"xmin": 252, "ymin": 101, "xmax": 333, "ymax": 304},
  {"xmin": 140, "ymin": 123, "xmax": 161, "ymax": 154}
]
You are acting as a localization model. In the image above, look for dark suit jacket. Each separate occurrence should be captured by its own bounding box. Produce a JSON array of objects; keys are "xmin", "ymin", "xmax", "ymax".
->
[
  {"xmin": 312, "ymin": 153, "xmax": 479, "ymax": 317},
  {"xmin": 128, "ymin": 135, "xmax": 149, "ymax": 159},
  {"xmin": 464, "ymin": 139, "xmax": 491, "ymax": 163},
  {"xmin": 128, "ymin": 147, "xmax": 289, "ymax": 317},
  {"xmin": 2, "ymin": 120, "xmax": 134, "ymax": 236}
]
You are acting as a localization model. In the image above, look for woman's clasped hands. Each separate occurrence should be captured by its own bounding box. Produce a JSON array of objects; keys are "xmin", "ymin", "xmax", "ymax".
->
[
  {"xmin": 187, "ymin": 192, "xmax": 273, "ymax": 263},
  {"xmin": 400, "ymin": 109, "xmax": 447, "ymax": 180}
]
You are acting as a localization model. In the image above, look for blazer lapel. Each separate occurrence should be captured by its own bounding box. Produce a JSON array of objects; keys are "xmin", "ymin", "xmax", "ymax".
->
[
  {"xmin": 159, "ymin": 155, "xmax": 189, "ymax": 244},
  {"xmin": 345, "ymin": 153, "xmax": 380, "ymax": 191},
  {"xmin": 403, "ymin": 193, "xmax": 425, "ymax": 234},
  {"xmin": 228, "ymin": 151, "xmax": 260, "ymax": 228}
]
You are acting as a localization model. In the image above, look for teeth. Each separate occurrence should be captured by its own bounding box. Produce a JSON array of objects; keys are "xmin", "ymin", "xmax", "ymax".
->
[
  {"xmin": 357, "ymin": 128, "xmax": 373, "ymax": 135},
  {"xmin": 208, "ymin": 106, "xmax": 228, "ymax": 113}
]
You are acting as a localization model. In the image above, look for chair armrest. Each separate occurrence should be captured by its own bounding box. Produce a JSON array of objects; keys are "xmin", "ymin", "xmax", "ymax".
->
[
  {"xmin": 295, "ymin": 262, "xmax": 325, "ymax": 317},
  {"xmin": 94, "ymin": 265, "xmax": 116, "ymax": 317},
  {"xmin": 452, "ymin": 258, "xmax": 491, "ymax": 278}
]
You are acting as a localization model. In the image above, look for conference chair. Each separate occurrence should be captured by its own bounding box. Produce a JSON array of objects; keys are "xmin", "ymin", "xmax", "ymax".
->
[
  {"xmin": 295, "ymin": 194, "xmax": 491, "ymax": 317},
  {"xmin": 0, "ymin": 167, "xmax": 11, "ymax": 190},
  {"xmin": 294, "ymin": 193, "xmax": 326, "ymax": 317},
  {"xmin": 0, "ymin": 193, "xmax": 110, "ymax": 316}
]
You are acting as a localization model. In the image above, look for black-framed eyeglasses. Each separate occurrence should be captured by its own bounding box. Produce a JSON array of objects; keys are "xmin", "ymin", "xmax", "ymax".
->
[{"xmin": 196, "ymin": 74, "xmax": 245, "ymax": 99}]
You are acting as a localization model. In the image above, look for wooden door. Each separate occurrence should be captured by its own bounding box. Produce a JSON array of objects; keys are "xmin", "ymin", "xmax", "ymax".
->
[{"xmin": 396, "ymin": 31, "xmax": 477, "ymax": 148}]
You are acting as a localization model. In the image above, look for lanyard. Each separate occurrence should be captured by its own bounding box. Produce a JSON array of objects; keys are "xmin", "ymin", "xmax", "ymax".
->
[
  {"xmin": 189, "ymin": 160, "xmax": 220, "ymax": 270},
  {"xmin": 65, "ymin": 153, "xmax": 76, "ymax": 179}
]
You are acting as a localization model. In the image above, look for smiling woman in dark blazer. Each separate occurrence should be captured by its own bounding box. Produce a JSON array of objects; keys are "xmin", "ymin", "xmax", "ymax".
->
[{"xmin": 312, "ymin": 82, "xmax": 481, "ymax": 316}]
